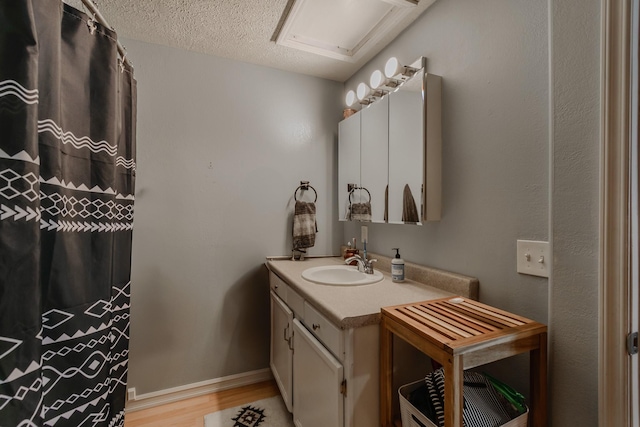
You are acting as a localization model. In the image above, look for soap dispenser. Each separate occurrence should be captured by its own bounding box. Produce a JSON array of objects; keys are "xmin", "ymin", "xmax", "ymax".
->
[{"xmin": 391, "ymin": 248, "xmax": 405, "ymax": 282}]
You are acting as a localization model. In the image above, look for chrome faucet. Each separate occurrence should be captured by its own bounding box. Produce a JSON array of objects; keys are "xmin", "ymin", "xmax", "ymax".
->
[{"xmin": 345, "ymin": 254, "xmax": 378, "ymax": 274}]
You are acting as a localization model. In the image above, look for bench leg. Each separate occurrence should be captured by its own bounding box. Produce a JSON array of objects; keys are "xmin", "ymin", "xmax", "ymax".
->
[
  {"xmin": 380, "ymin": 319, "xmax": 394, "ymax": 427},
  {"xmin": 443, "ymin": 355, "xmax": 464, "ymax": 427}
]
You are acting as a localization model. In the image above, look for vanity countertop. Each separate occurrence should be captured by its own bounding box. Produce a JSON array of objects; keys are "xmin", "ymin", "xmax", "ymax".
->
[{"xmin": 266, "ymin": 256, "xmax": 473, "ymax": 329}]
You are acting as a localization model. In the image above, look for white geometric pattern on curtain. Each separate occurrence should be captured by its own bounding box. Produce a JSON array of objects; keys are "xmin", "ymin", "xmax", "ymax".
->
[{"xmin": 0, "ymin": 1, "xmax": 136, "ymax": 426}]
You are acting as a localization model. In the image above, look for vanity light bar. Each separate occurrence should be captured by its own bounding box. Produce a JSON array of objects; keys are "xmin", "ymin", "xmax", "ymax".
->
[{"xmin": 344, "ymin": 56, "xmax": 424, "ymax": 108}]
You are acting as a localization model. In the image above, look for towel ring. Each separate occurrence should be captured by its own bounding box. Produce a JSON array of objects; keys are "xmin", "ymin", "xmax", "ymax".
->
[
  {"xmin": 349, "ymin": 186, "xmax": 371, "ymax": 204},
  {"xmin": 294, "ymin": 181, "xmax": 317, "ymax": 203}
]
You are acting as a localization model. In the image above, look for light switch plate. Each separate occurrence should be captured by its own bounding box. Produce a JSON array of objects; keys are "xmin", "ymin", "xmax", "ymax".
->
[{"xmin": 516, "ymin": 240, "xmax": 550, "ymax": 278}]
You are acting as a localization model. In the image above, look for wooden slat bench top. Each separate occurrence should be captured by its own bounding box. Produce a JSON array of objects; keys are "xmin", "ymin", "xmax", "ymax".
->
[{"xmin": 381, "ymin": 297, "xmax": 547, "ymax": 355}]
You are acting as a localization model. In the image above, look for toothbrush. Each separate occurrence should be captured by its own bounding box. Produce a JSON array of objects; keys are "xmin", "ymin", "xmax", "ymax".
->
[{"xmin": 361, "ymin": 225, "xmax": 368, "ymax": 260}]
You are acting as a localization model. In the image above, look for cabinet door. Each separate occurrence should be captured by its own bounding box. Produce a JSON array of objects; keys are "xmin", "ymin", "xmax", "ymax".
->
[
  {"xmin": 338, "ymin": 112, "xmax": 361, "ymax": 221},
  {"xmin": 388, "ymin": 88, "xmax": 423, "ymax": 224},
  {"xmin": 293, "ymin": 319, "xmax": 344, "ymax": 427},
  {"xmin": 361, "ymin": 97, "xmax": 389, "ymax": 223},
  {"xmin": 271, "ymin": 291, "xmax": 293, "ymax": 412}
]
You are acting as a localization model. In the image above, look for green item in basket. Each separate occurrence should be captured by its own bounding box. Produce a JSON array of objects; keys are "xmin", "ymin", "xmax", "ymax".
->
[{"xmin": 483, "ymin": 372, "xmax": 527, "ymax": 415}]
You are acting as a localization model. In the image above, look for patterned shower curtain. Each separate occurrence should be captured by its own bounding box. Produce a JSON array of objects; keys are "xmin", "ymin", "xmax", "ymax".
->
[{"xmin": 0, "ymin": 1, "xmax": 136, "ymax": 426}]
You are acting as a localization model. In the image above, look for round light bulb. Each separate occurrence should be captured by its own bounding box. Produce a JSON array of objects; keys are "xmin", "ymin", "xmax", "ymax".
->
[
  {"xmin": 370, "ymin": 70, "xmax": 384, "ymax": 89},
  {"xmin": 345, "ymin": 90, "xmax": 356, "ymax": 107},
  {"xmin": 356, "ymin": 82, "xmax": 370, "ymax": 100},
  {"xmin": 384, "ymin": 57, "xmax": 400, "ymax": 78}
]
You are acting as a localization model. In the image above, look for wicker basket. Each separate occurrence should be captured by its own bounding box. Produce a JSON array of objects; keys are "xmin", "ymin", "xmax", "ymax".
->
[{"xmin": 399, "ymin": 380, "xmax": 528, "ymax": 427}]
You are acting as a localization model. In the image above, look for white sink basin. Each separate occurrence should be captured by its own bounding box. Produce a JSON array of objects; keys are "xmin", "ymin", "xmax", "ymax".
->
[{"xmin": 302, "ymin": 265, "xmax": 384, "ymax": 286}]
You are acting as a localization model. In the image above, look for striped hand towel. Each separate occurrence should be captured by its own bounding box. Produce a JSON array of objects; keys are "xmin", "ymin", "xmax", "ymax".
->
[
  {"xmin": 349, "ymin": 202, "xmax": 372, "ymax": 222},
  {"xmin": 293, "ymin": 201, "xmax": 317, "ymax": 250}
]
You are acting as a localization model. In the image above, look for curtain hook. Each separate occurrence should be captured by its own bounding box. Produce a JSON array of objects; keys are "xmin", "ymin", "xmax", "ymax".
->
[
  {"xmin": 87, "ymin": 13, "xmax": 97, "ymax": 35},
  {"xmin": 119, "ymin": 51, "xmax": 127, "ymax": 73}
]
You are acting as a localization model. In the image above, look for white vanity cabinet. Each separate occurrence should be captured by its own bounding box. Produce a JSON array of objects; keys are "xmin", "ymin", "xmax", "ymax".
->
[
  {"xmin": 292, "ymin": 318, "xmax": 344, "ymax": 427},
  {"xmin": 268, "ymin": 270, "xmax": 380, "ymax": 427}
]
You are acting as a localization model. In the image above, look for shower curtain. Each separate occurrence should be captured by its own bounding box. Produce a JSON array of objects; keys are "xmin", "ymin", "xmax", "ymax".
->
[{"xmin": 0, "ymin": 1, "xmax": 136, "ymax": 426}]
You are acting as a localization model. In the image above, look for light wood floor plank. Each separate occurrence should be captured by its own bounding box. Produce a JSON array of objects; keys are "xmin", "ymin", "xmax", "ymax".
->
[{"xmin": 124, "ymin": 380, "xmax": 280, "ymax": 427}]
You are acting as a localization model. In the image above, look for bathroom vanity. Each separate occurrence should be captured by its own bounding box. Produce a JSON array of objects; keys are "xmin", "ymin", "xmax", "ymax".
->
[{"xmin": 266, "ymin": 256, "xmax": 478, "ymax": 427}]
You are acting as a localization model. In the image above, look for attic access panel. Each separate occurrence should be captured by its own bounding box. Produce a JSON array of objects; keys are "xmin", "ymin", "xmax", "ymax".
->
[{"xmin": 275, "ymin": 0, "xmax": 419, "ymax": 63}]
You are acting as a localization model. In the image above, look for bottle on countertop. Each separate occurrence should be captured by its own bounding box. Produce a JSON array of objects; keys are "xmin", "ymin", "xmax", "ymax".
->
[
  {"xmin": 344, "ymin": 239, "xmax": 359, "ymax": 265},
  {"xmin": 391, "ymin": 248, "xmax": 405, "ymax": 282}
]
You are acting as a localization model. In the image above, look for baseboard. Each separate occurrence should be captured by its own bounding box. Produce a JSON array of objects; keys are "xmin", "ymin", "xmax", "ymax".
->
[{"xmin": 125, "ymin": 368, "xmax": 273, "ymax": 413}]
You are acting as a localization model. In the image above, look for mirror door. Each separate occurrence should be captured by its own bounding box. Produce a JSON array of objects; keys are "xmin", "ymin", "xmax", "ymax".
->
[
  {"xmin": 338, "ymin": 111, "xmax": 361, "ymax": 221},
  {"xmin": 361, "ymin": 96, "xmax": 389, "ymax": 223},
  {"xmin": 388, "ymin": 73, "xmax": 424, "ymax": 224}
]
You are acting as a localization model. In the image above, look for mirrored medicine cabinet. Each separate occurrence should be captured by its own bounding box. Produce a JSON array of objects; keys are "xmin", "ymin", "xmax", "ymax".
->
[{"xmin": 338, "ymin": 57, "xmax": 442, "ymax": 224}]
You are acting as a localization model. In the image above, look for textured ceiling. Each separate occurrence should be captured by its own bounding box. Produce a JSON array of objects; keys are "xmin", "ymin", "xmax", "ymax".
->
[{"xmin": 64, "ymin": 0, "xmax": 434, "ymax": 82}]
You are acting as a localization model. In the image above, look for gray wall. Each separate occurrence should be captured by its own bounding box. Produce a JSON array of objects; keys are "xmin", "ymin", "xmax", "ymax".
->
[
  {"xmin": 344, "ymin": 0, "xmax": 599, "ymax": 425},
  {"xmin": 549, "ymin": 0, "xmax": 600, "ymax": 425},
  {"xmin": 125, "ymin": 39, "xmax": 343, "ymax": 394}
]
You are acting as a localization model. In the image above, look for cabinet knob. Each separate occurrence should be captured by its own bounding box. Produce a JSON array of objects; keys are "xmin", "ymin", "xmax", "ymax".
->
[{"xmin": 312, "ymin": 323, "xmax": 320, "ymax": 330}]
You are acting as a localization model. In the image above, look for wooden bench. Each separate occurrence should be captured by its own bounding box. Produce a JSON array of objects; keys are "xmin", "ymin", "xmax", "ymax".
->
[{"xmin": 380, "ymin": 297, "xmax": 547, "ymax": 427}]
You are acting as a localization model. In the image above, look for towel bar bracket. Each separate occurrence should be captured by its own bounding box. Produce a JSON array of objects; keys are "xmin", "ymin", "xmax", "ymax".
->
[
  {"xmin": 348, "ymin": 186, "xmax": 371, "ymax": 204},
  {"xmin": 294, "ymin": 181, "xmax": 317, "ymax": 202}
]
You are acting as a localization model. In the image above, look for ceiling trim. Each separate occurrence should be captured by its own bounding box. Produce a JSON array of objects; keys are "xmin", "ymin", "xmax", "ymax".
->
[
  {"xmin": 273, "ymin": 0, "xmax": 418, "ymax": 63},
  {"xmin": 270, "ymin": 0, "xmax": 296, "ymax": 42}
]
